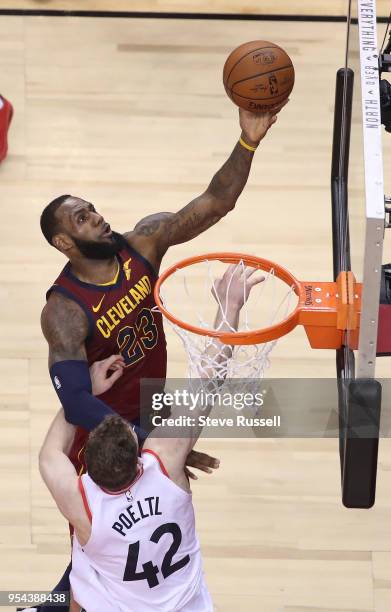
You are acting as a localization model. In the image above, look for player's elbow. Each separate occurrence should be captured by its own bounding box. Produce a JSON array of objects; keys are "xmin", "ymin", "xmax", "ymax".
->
[
  {"xmin": 222, "ymin": 197, "xmax": 237, "ymax": 213},
  {"xmin": 208, "ymin": 190, "xmax": 239, "ymax": 217},
  {"xmin": 62, "ymin": 400, "xmax": 82, "ymax": 427}
]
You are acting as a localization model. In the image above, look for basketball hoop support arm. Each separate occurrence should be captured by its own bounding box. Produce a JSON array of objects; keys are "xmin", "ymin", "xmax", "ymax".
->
[{"xmin": 299, "ymin": 271, "xmax": 361, "ymax": 350}]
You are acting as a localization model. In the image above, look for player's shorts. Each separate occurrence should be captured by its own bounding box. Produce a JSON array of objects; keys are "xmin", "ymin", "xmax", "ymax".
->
[{"xmin": 75, "ymin": 582, "xmax": 213, "ymax": 612}]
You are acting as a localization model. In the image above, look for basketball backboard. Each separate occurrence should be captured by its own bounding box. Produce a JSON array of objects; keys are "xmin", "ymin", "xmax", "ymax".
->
[{"xmin": 331, "ymin": 0, "xmax": 384, "ymax": 507}]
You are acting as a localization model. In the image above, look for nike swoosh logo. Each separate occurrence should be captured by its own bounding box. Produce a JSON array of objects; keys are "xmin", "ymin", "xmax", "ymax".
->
[{"xmin": 92, "ymin": 295, "xmax": 106, "ymax": 313}]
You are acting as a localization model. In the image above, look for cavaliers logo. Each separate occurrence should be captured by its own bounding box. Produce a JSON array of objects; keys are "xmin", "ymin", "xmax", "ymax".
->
[
  {"xmin": 253, "ymin": 51, "xmax": 276, "ymax": 65},
  {"xmin": 123, "ymin": 257, "xmax": 132, "ymax": 281}
]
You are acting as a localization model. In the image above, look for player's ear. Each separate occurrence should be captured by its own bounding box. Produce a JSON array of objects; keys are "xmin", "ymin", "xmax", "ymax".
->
[{"xmin": 52, "ymin": 232, "xmax": 73, "ymax": 253}]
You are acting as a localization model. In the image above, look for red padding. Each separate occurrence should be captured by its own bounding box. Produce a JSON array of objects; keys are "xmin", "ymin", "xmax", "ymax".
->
[{"xmin": 377, "ymin": 304, "xmax": 391, "ymax": 355}]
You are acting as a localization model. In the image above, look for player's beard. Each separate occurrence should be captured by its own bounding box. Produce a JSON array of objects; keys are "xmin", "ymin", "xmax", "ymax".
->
[{"xmin": 73, "ymin": 231, "xmax": 123, "ymax": 260}]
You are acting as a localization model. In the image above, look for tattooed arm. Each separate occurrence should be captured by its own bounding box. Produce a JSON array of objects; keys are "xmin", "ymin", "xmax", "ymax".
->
[
  {"xmin": 41, "ymin": 293, "xmax": 117, "ymax": 429},
  {"xmin": 41, "ymin": 293, "xmax": 89, "ymax": 367},
  {"xmin": 125, "ymin": 106, "xmax": 284, "ymax": 270}
]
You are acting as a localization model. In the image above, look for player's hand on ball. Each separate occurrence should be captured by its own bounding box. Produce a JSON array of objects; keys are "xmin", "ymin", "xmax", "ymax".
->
[
  {"xmin": 239, "ymin": 98, "xmax": 288, "ymax": 145},
  {"xmin": 90, "ymin": 354, "xmax": 125, "ymax": 396}
]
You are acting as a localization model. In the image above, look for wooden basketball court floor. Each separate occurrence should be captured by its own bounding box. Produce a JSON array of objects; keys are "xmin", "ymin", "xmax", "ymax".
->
[{"xmin": 1, "ymin": 5, "xmax": 391, "ymax": 611}]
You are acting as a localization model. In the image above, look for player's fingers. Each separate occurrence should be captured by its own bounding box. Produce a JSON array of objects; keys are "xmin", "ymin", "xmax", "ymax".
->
[
  {"xmin": 243, "ymin": 266, "xmax": 259, "ymax": 280},
  {"xmin": 269, "ymin": 98, "xmax": 289, "ymax": 114},
  {"xmin": 108, "ymin": 355, "xmax": 126, "ymax": 371},
  {"xmin": 111, "ymin": 361, "xmax": 125, "ymax": 371},
  {"xmin": 112, "ymin": 354, "xmax": 125, "ymax": 365},
  {"xmin": 107, "ymin": 368, "xmax": 124, "ymax": 384},
  {"xmin": 185, "ymin": 467, "xmax": 198, "ymax": 480},
  {"xmin": 231, "ymin": 262, "xmax": 247, "ymax": 283},
  {"xmin": 197, "ymin": 465, "xmax": 214, "ymax": 474},
  {"xmin": 248, "ymin": 271, "xmax": 266, "ymax": 288},
  {"xmin": 102, "ymin": 354, "xmax": 122, "ymax": 371},
  {"xmin": 222, "ymin": 263, "xmax": 239, "ymax": 280},
  {"xmin": 192, "ymin": 451, "xmax": 220, "ymax": 468}
]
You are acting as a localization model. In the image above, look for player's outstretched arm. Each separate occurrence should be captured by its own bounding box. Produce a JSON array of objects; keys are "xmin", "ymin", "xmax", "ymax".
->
[
  {"xmin": 41, "ymin": 292, "xmax": 118, "ymax": 430},
  {"xmin": 125, "ymin": 104, "xmax": 286, "ymax": 270},
  {"xmin": 145, "ymin": 265, "xmax": 264, "ymax": 489},
  {"xmin": 39, "ymin": 408, "xmax": 90, "ymax": 539},
  {"xmin": 201, "ymin": 264, "xmax": 265, "ymax": 375}
]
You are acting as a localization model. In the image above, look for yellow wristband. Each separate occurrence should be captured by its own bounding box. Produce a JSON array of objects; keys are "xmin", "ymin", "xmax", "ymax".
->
[{"xmin": 239, "ymin": 136, "xmax": 258, "ymax": 152}]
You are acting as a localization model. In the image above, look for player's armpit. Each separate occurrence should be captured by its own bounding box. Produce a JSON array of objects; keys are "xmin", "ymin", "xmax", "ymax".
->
[
  {"xmin": 143, "ymin": 438, "xmax": 193, "ymax": 492},
  {"xmin": 144, "ymin": 428, "xmax": 205, "ymax": 490}
]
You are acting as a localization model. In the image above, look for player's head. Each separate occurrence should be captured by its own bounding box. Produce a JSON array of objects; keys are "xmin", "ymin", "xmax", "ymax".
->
[
  {"xmin": 85, "ymin": 415, "xmax": 139, "ymax": 491},
  {"xmin": 40, "ymin": 194, "xmax": 123, "ymax": 259}
]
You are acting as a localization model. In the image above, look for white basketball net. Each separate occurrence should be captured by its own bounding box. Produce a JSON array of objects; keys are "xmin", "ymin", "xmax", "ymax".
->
[{"xmin": 155, "ymin": 259, "xmax": 296, "ymax": 392}]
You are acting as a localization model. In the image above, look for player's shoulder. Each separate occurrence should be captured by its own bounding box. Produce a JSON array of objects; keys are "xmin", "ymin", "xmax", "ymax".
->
[
  {"xmin": 121, "ymin": 230, "xmax": 160, "ymax": 275},
  {"xmin": 41, "ymin": 291, "xmax": 89, "ymax": 340},
  {"xmin": 124, "ymin": 212, "xmax": 175, "ymax": 269},
  {"xmin": 42, "ymin": 290, "xmax": 86, "ymax": 321}
]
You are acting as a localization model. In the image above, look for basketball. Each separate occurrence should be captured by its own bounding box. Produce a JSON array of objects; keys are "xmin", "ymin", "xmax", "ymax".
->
[{"xmin": 223, "ymin": 40, "xmax": 295, "ymax": 111}]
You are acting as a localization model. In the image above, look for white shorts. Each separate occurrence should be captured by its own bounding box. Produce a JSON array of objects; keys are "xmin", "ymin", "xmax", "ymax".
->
[{"xmin": 73, "ymin": 579, "xmax": 213, "ymax": 612}]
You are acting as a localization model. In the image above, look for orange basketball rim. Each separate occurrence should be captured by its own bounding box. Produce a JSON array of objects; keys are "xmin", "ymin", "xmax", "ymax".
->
[{"xmin": 154, "ymin": 252, "xmax": 362, "ymax": 349}]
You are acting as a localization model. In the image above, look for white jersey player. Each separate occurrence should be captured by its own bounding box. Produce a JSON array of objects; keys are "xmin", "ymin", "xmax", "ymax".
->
[
  {"xmin": 38, "ymin": 266, "xmax": 263, "ymax": 611},
  {"xmin": 71, "ymin": 437, "xmax": 211, "ymax": 612}
]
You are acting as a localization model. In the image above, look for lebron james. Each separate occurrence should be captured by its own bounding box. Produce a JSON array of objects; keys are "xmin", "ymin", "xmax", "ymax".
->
[{"xmin": 28, "ymin": 106, "xmax": 284, "ymax": 612}]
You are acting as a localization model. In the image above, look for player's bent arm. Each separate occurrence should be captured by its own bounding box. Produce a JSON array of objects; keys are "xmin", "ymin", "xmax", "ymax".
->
[
  {"xmin": 39, "ymin": 409, "xmax": 91, "ymax": 541},
  {"xmin": 146, "ymin": 341, "xmax": 234, "ymax": 485},
  {"xmin": 41, "ymin": 292, "xmax": 116, "ymax": 431},
  {"xmin": 41, "ymin": 292, "xmax": 88, "ymax": 365}
]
